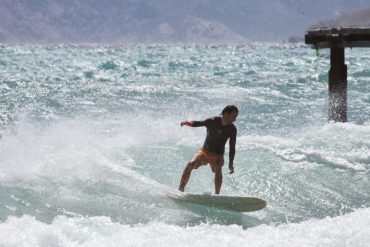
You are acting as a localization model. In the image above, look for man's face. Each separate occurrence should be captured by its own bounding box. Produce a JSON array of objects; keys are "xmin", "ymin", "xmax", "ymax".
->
[{"xmin": 224, "ymin": 111, "xmax": 238, "ymax": 123}]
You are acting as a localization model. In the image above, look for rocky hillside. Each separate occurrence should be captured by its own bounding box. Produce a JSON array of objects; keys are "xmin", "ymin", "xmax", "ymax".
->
[{"xmin": 1, "ymin": 0, "xmax": 369, "ymax": 43}]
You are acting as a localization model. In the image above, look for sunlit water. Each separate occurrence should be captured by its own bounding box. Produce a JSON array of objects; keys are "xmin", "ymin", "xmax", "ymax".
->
[{"xmin": 0, "ymin": 44, "xmax": 369, "ymax": 246}]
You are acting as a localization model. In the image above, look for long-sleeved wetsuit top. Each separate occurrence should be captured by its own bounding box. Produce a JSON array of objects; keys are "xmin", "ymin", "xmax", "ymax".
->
[{"xmin": 191, "ymin": 117, "xmax": 237, "ymax": 166}]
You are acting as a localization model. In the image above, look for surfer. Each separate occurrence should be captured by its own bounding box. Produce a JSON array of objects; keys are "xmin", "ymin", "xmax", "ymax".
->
[{"xmin": 178, "ymin": 105, "xmax": 238, "ymax": 194}]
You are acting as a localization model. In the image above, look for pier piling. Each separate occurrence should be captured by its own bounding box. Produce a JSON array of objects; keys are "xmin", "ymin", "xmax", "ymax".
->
[{"xmin": 305, "ymin": 27, "xmax": 370, "ymax": 122}]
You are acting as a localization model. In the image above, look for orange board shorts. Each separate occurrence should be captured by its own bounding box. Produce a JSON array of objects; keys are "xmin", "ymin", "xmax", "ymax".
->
[{"xmin": 190, "ymin": 148, "xmax": 224, "ymax": 172}]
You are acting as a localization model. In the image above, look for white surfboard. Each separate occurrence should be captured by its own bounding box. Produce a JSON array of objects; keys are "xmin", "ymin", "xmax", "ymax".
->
[{"xmin": 170, "ymin": 193, "xmax": 266, "ymax": 212}]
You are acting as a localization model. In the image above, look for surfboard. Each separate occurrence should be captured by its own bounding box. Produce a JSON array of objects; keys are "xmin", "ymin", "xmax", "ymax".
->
[{"xmin": 170, "ymin": 193, "xmax": 266, "ymax": 212}]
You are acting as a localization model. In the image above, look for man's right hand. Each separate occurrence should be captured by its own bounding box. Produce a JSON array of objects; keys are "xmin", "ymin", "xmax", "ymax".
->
[{"xmin": 181, "ymin": 121, "xmax": 192, "ymax": 127}]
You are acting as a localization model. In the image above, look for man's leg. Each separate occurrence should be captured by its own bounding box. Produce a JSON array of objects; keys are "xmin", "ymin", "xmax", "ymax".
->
[
  {"xmin": 214, "ymin": 168, "xmax": 222, "ymax": 194},
  {"xmin": 212, "ymin": 157, "xmax": 224, "ymax": 194},
  {"xmin": 179, "ymin": 158, "xmax": 203, "ymax": 192},
  {"xmin": 178, "ymin": 162, "xmax": 194, "ymax": 192},
  {"xmin": 179, "ymin": 150, "xmax": 206, "ymax": 192}
]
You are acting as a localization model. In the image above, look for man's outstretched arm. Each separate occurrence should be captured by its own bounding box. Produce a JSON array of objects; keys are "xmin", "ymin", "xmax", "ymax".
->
[{"xmin": 181, "ymin": 119, "xmax": 211, "ymax": 127}]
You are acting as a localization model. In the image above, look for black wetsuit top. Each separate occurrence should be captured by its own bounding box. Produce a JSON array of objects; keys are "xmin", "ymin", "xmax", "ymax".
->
[{"xmin": 191, "ymin": 117, "xmax": 237, "ymax": 165}]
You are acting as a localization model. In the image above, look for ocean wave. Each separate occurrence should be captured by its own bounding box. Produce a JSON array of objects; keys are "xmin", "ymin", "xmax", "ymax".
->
[
  {"xmin": 237, "ymin": 123, "xmax": 370, "ymax": 172},
  {"xmin": 98, "ymin": 61, "xmax": 119, "ymax": 71},
  {"xmin": 0, "ymin": 207, "xmax": 369, "ymax": 247},
  {"xmin": 1, "ymin": 45, "xmax": 369, "ymax": 236}
]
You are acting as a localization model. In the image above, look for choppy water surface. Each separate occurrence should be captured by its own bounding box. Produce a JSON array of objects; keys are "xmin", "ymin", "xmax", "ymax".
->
[{"xmin": 0, "ymin": 44, "xmax": 369, "ymax": 246}]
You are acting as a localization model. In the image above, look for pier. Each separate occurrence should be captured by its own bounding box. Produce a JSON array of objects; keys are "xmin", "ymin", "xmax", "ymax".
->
[{"xmin": 305, "ymin": 27, "xmax": 370, "ymax": 122}]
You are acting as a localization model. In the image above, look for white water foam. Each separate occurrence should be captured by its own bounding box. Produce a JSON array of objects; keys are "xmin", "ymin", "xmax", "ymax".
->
[
  {"xmin": 0, "ymin": 114, "xmax": 184, "ymax": 182},
  {"xmin": 237, "ymin": 122, "xmax": 370, "ymax": 172},
  {"xmin": 0, "ymin": 207, "xmax": 369, "ymax": 247}
]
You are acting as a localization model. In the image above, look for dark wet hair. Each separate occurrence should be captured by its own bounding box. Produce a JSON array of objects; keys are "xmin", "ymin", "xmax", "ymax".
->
[{"xmin": 221, "ymin": 105, "xmax": 239, "ymax": 115}]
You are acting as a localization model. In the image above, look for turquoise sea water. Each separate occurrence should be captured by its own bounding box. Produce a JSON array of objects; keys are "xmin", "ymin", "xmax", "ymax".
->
[{"xmin": 0, "ymin": 44, "xmax": 369, "ymax": 246}]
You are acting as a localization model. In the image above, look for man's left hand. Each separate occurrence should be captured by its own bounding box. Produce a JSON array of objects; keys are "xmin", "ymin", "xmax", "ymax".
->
[{"xmin": 229, "ymin": 165, "xmax": 234, "ymax": 174}]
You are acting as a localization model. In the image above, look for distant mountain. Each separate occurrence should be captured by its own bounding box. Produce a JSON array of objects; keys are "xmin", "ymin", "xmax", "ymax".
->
[
  {"xmin": 309, "ymin": 8, "xmax": 370, "ymax": 29},
  {"xmin": 0, "ymin": 0, "xmax": 369, "ymax": 43}
]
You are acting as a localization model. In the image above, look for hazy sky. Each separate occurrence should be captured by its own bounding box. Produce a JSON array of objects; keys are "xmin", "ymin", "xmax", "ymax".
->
[{"xmin": 0, "ymin": 0, "xmax": 369, "ymax": 43}]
